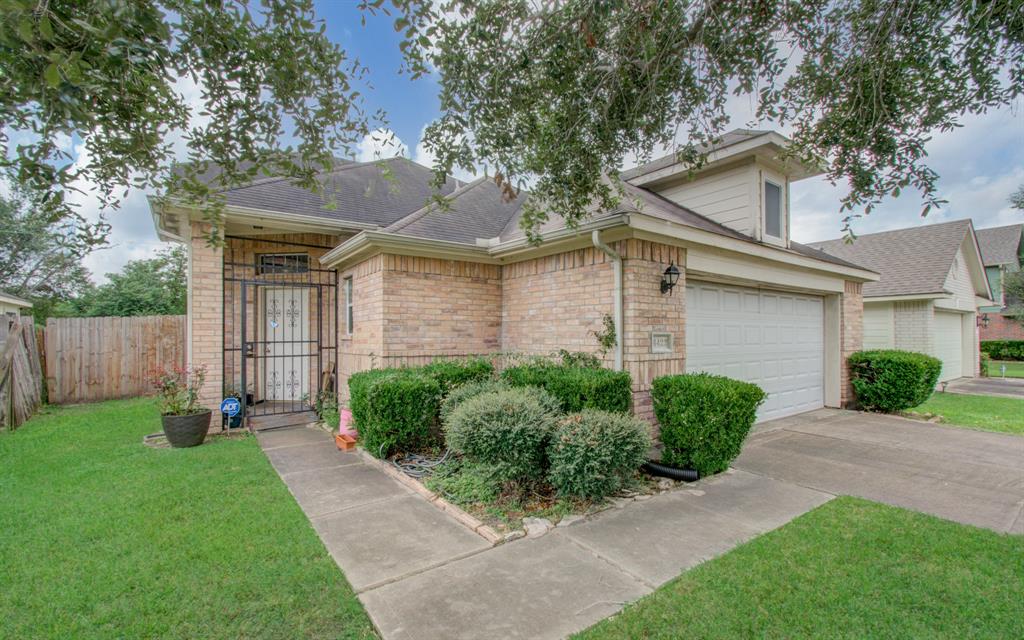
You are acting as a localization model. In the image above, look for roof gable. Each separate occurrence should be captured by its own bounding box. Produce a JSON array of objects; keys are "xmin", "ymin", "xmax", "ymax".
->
[
  {"xmin": 975, "ymin": 224, "xmax": 1023, "ymax": 267},
  {"xmin": 810, "ymin": 219, "xmax": 989, "ymax": 299}
]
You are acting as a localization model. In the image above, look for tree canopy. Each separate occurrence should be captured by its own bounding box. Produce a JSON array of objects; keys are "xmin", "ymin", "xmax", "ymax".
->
[
  {"xmin": 421, "ymin": 0, "xmax": 1023, "ymax": 240},
  {"xmin": 1, "ymin": 0, "xmax": 433, "ymax": 242},
  {"xmin": 56, "ymin": 246, "xmax": 187, "ymax": 318}
]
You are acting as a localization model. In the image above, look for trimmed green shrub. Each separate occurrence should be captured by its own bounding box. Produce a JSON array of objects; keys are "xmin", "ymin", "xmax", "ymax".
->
[
  {"xmin": 848, "ymin": 350, "xmax": 942, "ymax": 412},
  {"xmin": 501, "ymin": 363, "xmax": 632, "ymax": 413},
  {"xmin": 652, "ymin": 373, "xmax": 766, "ymax": 476},
  {"xmin": 980, "ymin": 352, "xmax": 991, "ymax": 378},
  {"xmin": 444, "ymin": 388, "xmax": 559, "ymax": 482},
  {"xmin": 548, "ymin": 410, "xmax": 651, "ymax": 500},
  {"xmin": 980, "ymin": 340, "xmax": 1024, "ymax": 361},
  {"xmin": 556, "ymin": 349, "xmax": 603, "ymax": 369},
  {"xmin": 440, "ymin": 379, "xmax": 512, "ymax": 422},
  {"xmin": 347, "ymin": 368, "xmax": 400, "ymax": 429},
  {"xmin": 422, "ymin": 357, "xmax": 495, "ymax": 393},
  {"xmin": 423, "ymin": 460, "xmax": 501, "ymax": 505},
  {"xmin": 362, "ymin": 372, "xmax": 442, "ymax": 458}
]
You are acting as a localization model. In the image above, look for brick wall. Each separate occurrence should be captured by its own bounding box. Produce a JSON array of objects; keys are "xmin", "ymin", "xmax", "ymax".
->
[
  {"xmin": 188, "ymin": 222, "xmax": 224, "ymax": 414},
  {"xmin": 620, "ymin": 240, "xmax": 686, "ymax": 421},
  {"xmin": 894, "ymin": 300, "xmax": 934, "ymax": 354},
  {"xmin": 501, "ymin": 246, "xmax": 617, "ymax": 359},
  {"xmin": 980, "ymin": 312, "xmax": 1024, "ymax": 341},
  {"xmin": 840, "ymin": 281, "xmax": 863, "ymax": 406},
  {"xmin": 337, "ymin": 254, "xmax": 502, "ymax": 401}
]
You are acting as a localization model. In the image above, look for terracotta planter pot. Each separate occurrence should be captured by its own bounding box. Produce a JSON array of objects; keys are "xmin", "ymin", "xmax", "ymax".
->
[
  {"xmin": 335, "ymin": 433, "xmax": 356, "ymax": 451},
  {"xmin": 162, "ymin": 410, "xmax": 212, "ymax": 448}
]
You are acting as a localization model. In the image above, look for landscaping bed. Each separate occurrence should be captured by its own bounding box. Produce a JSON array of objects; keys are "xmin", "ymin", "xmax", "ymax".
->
[{"xmin": 347, "ymin": 355, "xmax": 766, "ymax": 537}]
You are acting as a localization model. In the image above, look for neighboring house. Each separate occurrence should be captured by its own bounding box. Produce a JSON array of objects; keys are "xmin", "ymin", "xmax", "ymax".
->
[
  {"xmin": 811, "ymin": 220, "xmax": 991, "ymax": 382},
  {"xmin": 150, "ymin": 129, "xmax": 877, "ymax": 429},
  {"xmin": 976, "ymin": 223, "xmax": 1024, "ymax": 341},
  {"xmin": 0, "ymin": 291, "xmax": 32, "ymax": 319}
]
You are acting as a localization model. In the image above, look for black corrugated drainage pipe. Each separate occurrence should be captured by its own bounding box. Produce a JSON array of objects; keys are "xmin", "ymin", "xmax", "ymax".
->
[{"xmin": 643, "ymin": 461, "xmax": 699, "ymax": 482}]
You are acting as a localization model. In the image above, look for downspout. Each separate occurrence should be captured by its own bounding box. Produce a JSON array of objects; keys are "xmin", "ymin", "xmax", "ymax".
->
[{"xmin": 591, "ymin": 230, "xmax": 623, "ymax": 371}]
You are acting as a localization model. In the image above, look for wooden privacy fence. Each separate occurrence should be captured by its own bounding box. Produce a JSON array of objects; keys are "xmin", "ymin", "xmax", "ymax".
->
[
  {"xmin": 0, "ymin": 316, "xmax": 44, "ymax": 430},
  {"xmin": 46, "ymin": 315, "xmax": 186, "ymax": 404}
]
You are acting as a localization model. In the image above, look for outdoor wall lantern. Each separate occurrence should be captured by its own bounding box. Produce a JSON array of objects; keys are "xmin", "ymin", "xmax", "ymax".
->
[
  {"xmin": 660, "ymin": 263, "xmax": 680, "ymax": 295},
  {"xmin": 977, "ymin": 313, "xmax": 990, "ymax": 329}
]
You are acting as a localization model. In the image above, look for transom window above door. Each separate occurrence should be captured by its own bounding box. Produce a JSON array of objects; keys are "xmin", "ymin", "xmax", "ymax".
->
[{"xmin": 258, "ymin": 253, "xmax": 309, "ymax": 274}]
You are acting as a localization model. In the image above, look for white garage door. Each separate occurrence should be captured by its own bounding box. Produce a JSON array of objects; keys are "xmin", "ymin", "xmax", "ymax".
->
[
  {"xmin": 934, "ymin": 311, "xmax": 964, "ymax": 382},
  {"xmin": 686, "ymin": 282, "xmax": 825, "ymax": 422}
]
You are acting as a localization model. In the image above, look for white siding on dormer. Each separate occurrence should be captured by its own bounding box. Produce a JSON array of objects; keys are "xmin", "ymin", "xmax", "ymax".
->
[
  {"xmin": 936, "ymin": 245, "xmax": 977, "ymax": 311},
  {"xmin": 656, "ymin": 163, "xmax": 757, "ymax": 236}
]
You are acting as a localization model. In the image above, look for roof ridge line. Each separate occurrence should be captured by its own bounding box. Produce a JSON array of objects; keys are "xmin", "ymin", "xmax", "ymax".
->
[{"xmin": 384, "ymin": 176, "xmax": 490, "ymax": 233}]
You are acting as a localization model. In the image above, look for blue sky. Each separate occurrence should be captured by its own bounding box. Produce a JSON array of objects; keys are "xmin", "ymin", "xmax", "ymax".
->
[{"xmin": 74, "ymin": 4, "xmax": 1024, "ymax": 281}]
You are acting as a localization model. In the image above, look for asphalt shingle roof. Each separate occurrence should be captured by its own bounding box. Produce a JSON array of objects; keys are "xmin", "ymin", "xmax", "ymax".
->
[
  {"xmin": 385, "ymin": 178, "xmax": 526, "ymax": 244},
  {"xmin": 217, "ymin": 157, "xmax": 460, "ymax": 228},
  {"xmin": 809, "ymin": 220, "xmax": 973, "ymax": 297},
  {"xmin": 975, "ymin": 224, "xmax": 1023, "ymax": 267}
]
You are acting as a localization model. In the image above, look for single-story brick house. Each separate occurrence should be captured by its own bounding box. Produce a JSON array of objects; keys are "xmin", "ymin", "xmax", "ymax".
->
[
  {"xmin": 976, "ymin": 223, "xmax": 1023, "ymax": 341},
  {"xmin": 811, "ymin": 220, "xmax": 991, "ymax": 382},
  {"xmin": 150, "ymin": 129, "xmax": 878, "ymax": 430}
]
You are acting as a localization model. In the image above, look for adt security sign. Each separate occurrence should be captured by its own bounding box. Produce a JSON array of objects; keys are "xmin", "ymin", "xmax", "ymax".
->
[{"xmin": 220, "ymin": 397, "xmax": 241, "ymax": 418}]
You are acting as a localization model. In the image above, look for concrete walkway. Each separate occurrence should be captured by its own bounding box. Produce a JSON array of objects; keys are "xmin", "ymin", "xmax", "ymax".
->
[
  {"xmin": 945, "ymin": 376, "xmax": 1024, "ymax": 398},
  {"xmin": 739, "ymin": 409, "xmax": 1024, "ymax": 533},
  {"xmin": 258, "ymin": 425, "xmax": 831, "ymax": 640}
]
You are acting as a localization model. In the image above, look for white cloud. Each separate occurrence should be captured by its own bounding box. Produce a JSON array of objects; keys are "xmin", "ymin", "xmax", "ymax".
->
[{"xmin": 356, "ymin": 128, "xmax": 408, "ymax": 162}]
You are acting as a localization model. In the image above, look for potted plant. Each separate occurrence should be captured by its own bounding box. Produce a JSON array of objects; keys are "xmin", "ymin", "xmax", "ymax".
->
[{"xmin": 151, "ymin": 365, "xmax": 211, "ymax": 447}]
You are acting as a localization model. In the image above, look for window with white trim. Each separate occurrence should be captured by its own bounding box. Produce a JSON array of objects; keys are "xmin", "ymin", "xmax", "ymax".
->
[
  {"xmin": 344, "ymin": 277, "xmax": 354, "ymax": 335},
  {"xmin": 257, "ymin": 253, "xmax": 309, "ymax": 274},
  {"xmin": 764, "ymin": 180, "xmax": 782, "ymax": 239}
]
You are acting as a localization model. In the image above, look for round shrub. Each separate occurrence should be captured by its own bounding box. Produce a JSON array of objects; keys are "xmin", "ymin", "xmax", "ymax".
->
[
  {"xmin": 362, "ymin": 371, "xmax": 442, "ymax": 458},
  {"xmin": 348, "ymin": 367, "xmax": 400, "ymax": 429},
  {"xmin": 440, "ymin": 379, "xmax": 512, "ymax": 422},
  {"xmin": 444, "ymin": 388, "xmax": 558, "ymax": 482},
  {"xmin": 848, "ymin": 350, "xmax": 942, "ymax": 412},
  {"xmin": 652, "ymin": 373, "xmax": 766, "ymax": 477},
  {"xmin": 548, "ymin": 410, "xmax": 652, "ymax": 500},
  {"xmin": 501, "ymin": 363, "xmax": 632, "ymax": 413}
]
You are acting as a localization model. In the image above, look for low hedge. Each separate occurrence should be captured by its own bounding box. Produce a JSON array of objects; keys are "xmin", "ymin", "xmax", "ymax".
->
[
  {"xmin": 362, "ymin": 371, "xmax": 442, "ymax": 458},
  {"xmin": 444, "ymin": 388, "xmax": 559, "ymax": 482},
  {"xmin": 501, "ymin": 363, "xmax": 632, "ymax": 413},
  {"xmin": 348, "ymin": 368, "xmax": 400, "ymax": 430},
  {"xmin": 980, "ymin": 340, "xmax": 1024, "ymax": 361},
  {"xmin": 847, "ymin": 350, "xmax": 941, "ymax": 412},
  {"xmin": 652, "ymin": 373, "xmax": 766, "ymax": 476},
  {"xmin": 422, "ymin": 357, "xmax": 495, "ymax": 393},
  {"xmin": 548, "ymin": 410, "xmax": 651, "ymax": 500}
]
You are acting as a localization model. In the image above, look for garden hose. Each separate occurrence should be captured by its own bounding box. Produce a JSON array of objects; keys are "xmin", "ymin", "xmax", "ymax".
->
[{"xmin": 391, "ymin": 450, "xmax": 452, "ymax": 479}]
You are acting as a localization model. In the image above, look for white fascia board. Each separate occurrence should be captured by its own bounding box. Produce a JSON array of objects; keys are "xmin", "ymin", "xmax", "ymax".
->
[
  {"xmin": 0, "ymin": 293, "xmax": 32, "ymax": 308},
  {"xmin": 319, "ymin": 231, "xmax": 498, "ymax": 269},
  {"xmin": 628, "ymin": 213, "xmax": 879, "ymax": 282},
  {"xmin": 155, "ymin": 198, "xmax": 377, "ymax": 236}
]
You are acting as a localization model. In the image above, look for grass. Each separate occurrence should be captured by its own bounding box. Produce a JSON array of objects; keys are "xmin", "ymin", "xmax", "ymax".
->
[
  {"xmin": 576, "ymin": 497, "xmax": 1024, "ymax": 639},
  {"xmin": 989, "ymin": 360, "xmax": 1024, "ymax": 378},
  {"xmin": 909, "ymin": 392, "xmax": 1024, "ymax": 435},
  {"xmin": 0, "ymin": 399, "xmax": 376, "ymax": 639}
]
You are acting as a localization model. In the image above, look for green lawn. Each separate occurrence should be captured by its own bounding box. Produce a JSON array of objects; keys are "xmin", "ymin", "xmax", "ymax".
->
[
  {"xmin": 0, "ymin": 399, "xmax": 376, "ymax": 639},
  {"xmin": 990, "ymin": 360, "xmax": 1024, "ymax": 378},
  {"xmin": 911, "ymin": 392, "xmax": 1024, "ymax": 435},
  {"xmin": 577, "ymin": 497, "xmax": 1024, "ymax": 639}
]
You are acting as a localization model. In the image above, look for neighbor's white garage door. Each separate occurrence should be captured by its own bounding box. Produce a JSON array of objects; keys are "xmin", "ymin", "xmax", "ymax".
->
[
  {"xmin": 686, "ymin": 281, "xmax": 825, "ymax": 422},
  {"xmin": 934, "ymin": 311, "xmax": 964, "ymax": 382}
]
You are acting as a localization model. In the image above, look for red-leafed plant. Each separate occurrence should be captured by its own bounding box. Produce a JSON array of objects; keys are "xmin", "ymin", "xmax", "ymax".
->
[{"xmin": 150, "ymin": 365, "xmax": 207, "ymax": 416}]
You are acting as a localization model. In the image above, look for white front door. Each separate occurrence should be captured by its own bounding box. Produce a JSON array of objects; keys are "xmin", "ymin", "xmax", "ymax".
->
[
  {"xmin": 686, "ymin": 281, "xmax": 825, "ymax": 422},
  {"xmin": 262, "ymin": 287, "xmax": 311, "ymax": 402},
  {"xmin": 934, "ymin": 311, "xmax": 964, "ymax": 382}
]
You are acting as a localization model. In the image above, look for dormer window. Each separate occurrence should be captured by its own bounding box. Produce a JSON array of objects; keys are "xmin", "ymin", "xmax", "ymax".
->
[{"xmin": 765, "ymin": 180, "xmax": 782, "ymax": 239}]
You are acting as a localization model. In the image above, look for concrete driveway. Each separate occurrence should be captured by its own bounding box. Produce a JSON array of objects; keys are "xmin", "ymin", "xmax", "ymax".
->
[
  {"xmin": 737, "ymin": 409, "xmax": 1024, "ymax": 533},
  {"xmin": 945, "ymin": 376, "xmax": 1024, "ymax": 398}
]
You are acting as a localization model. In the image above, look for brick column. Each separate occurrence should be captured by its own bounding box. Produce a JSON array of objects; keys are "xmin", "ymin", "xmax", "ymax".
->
[
  {"xmin": 840, "ymin": 281, "xmax": 863, "ymax": 407},
  {"xmin": 620, "ymin": 240, "xmax": 686, "ymax": 425},
  {"xmin": 188, "ymin": 222, "xmax": 224, "ymax": 415}
]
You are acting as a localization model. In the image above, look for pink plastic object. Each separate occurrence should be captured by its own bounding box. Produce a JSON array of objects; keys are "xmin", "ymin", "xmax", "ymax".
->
[{"xmin": 338, "ymin": 408, "xmax": 357, "ymax": 437}]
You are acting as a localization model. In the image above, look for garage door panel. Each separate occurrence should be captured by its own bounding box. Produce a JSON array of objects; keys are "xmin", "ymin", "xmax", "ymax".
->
[
  {"xmin": 687, "ymin": 282, "xmax": 825, "ymax": 422},
  {"xmin": 934, "ymin": 311, "xmax": 964, "ymax": 382}
]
